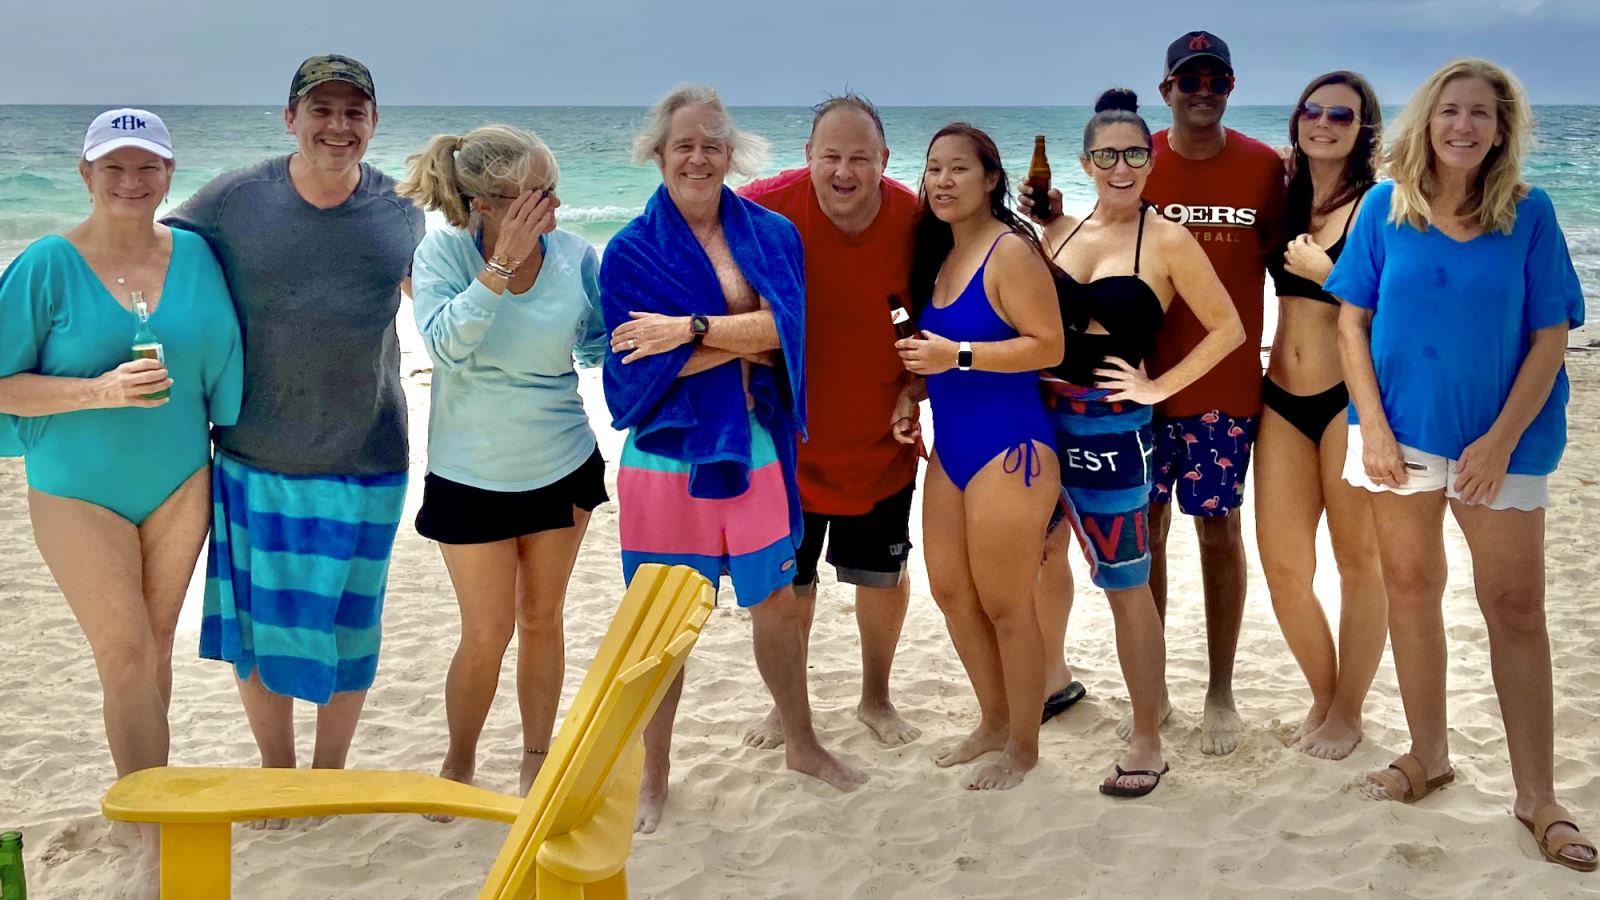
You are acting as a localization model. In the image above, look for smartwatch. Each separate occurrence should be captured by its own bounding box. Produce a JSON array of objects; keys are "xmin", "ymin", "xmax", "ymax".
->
[
  {"xmin": 957, "ymin": 341, "xmax": 973, "ymax": 372},
  {"xmin": 690, "ymin": 315, "xmax": 710, "ymax": 344}
]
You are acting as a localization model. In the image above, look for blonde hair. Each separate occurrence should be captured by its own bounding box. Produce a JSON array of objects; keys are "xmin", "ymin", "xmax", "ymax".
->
[
  {"xmin": 631, "ymin": 84, "xmax": 769, "ymax": 179},
  {"xmin": 1386, "ymin": 58, "xmax": 1532, "ymax": 236},
  {"xmin": 397, "ymin": 124, "xmax": 559, "ymax": 229}
]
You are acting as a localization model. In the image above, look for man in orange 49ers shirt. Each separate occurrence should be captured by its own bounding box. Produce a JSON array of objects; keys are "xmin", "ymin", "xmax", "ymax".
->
[
  {"xmin": 739, "ymin": 94, "xmax": 923, "ymax": 748},
  {"xmin": 1142, "ymin": 31, "xmax": 1286, "ymax": 755}
]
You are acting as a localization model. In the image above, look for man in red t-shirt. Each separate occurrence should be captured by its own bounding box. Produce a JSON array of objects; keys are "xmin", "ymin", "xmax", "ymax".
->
[
  {"xmin": 1143, "ymin": 31, "xmax": 1285, "ymax": 756},
  {"xmin": 738, "ymin": 94, "xmax": 922, "ymax": 749}
]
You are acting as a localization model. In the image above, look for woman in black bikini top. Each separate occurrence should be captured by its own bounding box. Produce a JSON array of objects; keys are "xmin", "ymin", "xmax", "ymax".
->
[
  {"xmin": 1255, "ymin": 70, "xmax": 1390, "ymax": 762},
  {"xmin": 1048, "ymin": 205, "xmax": 1165, "ymax": 388},
  {"xmin": 1027, "ymin": 87, "xmax": 1244, "ymax": 800}
]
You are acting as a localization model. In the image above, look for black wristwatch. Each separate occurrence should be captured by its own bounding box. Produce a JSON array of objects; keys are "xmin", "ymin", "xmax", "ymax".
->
[
  {"xmin": 690, "ymin": 315, "xmax": 710, "ymax": 344},
  {"xmin": 957, "ymin": 340, "xmax": 973, "ymax": 372}
]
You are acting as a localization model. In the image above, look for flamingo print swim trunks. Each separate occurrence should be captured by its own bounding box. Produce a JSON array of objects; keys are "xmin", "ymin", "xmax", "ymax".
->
[{"xmin": 1148, "ymin": 410, "xmax": 1257, "ymax": 517}]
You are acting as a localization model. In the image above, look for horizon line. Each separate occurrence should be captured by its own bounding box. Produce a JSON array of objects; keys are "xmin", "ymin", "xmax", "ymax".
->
[{"xmin": 3, "ymin": 101, "xmax": 1598, "ymax": 109}]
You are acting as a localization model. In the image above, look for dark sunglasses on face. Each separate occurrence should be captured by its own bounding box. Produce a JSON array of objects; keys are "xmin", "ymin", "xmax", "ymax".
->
[
  {"xmin": 1086, "ymin": 147, "xmax": 1152, "ymax": 169},
  {"xmin": 1167, "ymin": 73, "xmax": 1235, "ymax": 95},
  {"xmin": 1298, "ymin": 101, "xmax": 1357, "ymax": 126},
  {"xmin": 491, "ymin": 186, "xmax": 555, "ymax": 202}
]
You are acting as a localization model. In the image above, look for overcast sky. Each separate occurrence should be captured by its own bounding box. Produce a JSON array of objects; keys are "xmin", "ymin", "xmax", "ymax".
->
[{"xmin": 4, "ymin": 0, "xmax": 1596, "ymax": 106}]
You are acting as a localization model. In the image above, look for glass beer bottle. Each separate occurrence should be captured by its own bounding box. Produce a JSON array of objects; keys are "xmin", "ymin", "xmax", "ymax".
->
[
  {"xmin": 887, "ymin": 294, "xmax": 923, "ymax": 341},
  {"xmin": 0, "ymin": 831, "xmax": 26, "ymax": 900},
  {"xmin": 1025, "ymin": 134, "xmax": 1055, "ymax": 222},
  {"xmin": 130, "ymin": 292, "xmax": 170, "ymax": 401}
]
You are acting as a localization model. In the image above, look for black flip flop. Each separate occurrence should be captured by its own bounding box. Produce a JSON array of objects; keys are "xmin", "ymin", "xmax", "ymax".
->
[
  {"xmin": 1041, "ymin": 681, "xmax": 1087, "ymax": 724},
  {"xmin": 1099, "ymin": 763, "xmax": 1170, "ymax": 798}
]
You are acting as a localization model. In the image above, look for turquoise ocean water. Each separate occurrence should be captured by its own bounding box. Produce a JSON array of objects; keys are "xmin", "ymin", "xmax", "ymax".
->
[{"xmin": 3, "ymin": 104, "xmax": 1597, "ymax": 309}]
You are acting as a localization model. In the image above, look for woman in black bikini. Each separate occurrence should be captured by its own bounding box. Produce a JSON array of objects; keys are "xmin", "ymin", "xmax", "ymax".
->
[{"xmin": 1257, "ymin": 70, "xmax": 1387, "ymax": 761}]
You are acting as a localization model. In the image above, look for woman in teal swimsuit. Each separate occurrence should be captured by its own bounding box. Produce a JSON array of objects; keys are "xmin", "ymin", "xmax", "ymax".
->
[{"xmin": 0, "ymin": 109, "xmax": 243, "ymax": 891}]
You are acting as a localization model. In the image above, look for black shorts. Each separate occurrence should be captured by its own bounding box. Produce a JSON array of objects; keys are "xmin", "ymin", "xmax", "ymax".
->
[
  {"xmin": 793, "ymin": 481, "xmax": 915, "ymax": 590},
  {"xmin": 415, "ymin": 447, "xmax": 608, "ymax": 545}
]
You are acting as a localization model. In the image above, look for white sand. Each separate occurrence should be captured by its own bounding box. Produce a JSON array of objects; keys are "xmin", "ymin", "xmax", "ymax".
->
[{"xmin": 3, "ymin": 314, "xmax": 1598, "ymax": 898}]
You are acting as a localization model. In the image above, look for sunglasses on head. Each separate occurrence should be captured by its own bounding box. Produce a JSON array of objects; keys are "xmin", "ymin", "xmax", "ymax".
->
[
  {"xmin": 1086, "ymin": 147, "xmax": 1152, "ymax": 169},
  {"xmin": 1166, "ymin": 73, "xmax": 1235, "ymax": 95},
  {"xmin": 1298, "ymin": 101, "xmax": 1357, "ymax": 126}
]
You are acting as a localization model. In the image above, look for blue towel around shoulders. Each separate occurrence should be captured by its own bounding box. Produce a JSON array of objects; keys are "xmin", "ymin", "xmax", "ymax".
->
[{"xmin": 598, "ymin": 184, "xmax": 807, "ymax": 534}]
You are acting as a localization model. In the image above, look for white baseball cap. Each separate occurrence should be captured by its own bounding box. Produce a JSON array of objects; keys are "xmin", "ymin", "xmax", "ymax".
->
[{"xmin": 83, "ymin": 108, "xmax": 173, "ymax": 162}]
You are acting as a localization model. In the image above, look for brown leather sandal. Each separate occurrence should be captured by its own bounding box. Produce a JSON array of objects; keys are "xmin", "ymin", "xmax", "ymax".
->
[
  {"xmin": 1366, "ymin": 753, "xmax": 1454, "ymax": 803},
  {"xmin": 1517, "ymin": 804, "xmax": 1598, "ymax": 873}
]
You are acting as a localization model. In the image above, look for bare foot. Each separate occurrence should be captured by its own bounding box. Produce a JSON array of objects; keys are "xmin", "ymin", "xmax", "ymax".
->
[
  {"xmin": 743, "ymin": 707, "xmax": 785, "ymax": 750},
  {"xmin": 932, "ymin": 723, "xmax": 1008, "ymax": 768},
  {"xmin": 1290, "ymin": 703, "xmax": 1329, "ymax": 745},
  {"xmin": 634, "ymin": 769, "xmax": 668, "ymax": 834},
  {"xmin": 425, "ymin": 758, "xmax": 475, "ymax": 824},
  {"xmin": 1116, "ymin": 692, "xmax": 1172, "ymax": 742},
  {"xmin": 519, "ymin": 751, "xmax": 547, "ymax": 796},
  {"xmin": 1102, "ymin": 741, "xmax": 1167, "ymax": 795},
  {"xmin": 1297, "ymin": 716, "xmax": 1362, "ymax": 761},
  {"xmin": 966, "ymin": 745, "xmax": 1037, "ymax": 791},
  {"xmin": 857, "ymin": 700, "xmax": 921, "ymax": 747},
  {"xmin": 107, "ymin": 820, "xmax": 141, "ymax": 851},
  {"xmin": 1200, "ymin": 696, "xmax": 1244, "ymax": 756},
  {"xmin": 785, "ymin": 743, "xmax": 869, "ymax": 791},
  {"xmin": 117, "ymin": 845, "xmax": 160, "ymax": 900}
]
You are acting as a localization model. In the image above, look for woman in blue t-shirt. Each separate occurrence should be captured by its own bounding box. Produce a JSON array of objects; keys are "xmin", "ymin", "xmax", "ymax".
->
[
  {"xmin": 1327, "ymin": 59, "xmax": 1593, "ymax": 871},
  {"xmin": 0, "ymin": 109, "xmax": 243, "ymax": 889}
]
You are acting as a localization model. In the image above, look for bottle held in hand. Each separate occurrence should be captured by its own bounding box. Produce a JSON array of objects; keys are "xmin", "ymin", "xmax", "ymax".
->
[
  {"xmin": 887, "ymin": 293, "xmax": 923, "ymax": 342},
  {"xmin": 129, "ymin": 292, "xmax": 169, "ymax": 401},
  {"xmin": 1025, "ymin": 134, "xmax": 1055, "ymax": 222}
]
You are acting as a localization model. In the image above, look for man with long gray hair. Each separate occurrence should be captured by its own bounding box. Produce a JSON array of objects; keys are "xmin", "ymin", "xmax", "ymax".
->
[{"xmin": 602, "ymin": 85, "xmax": 869, "ymax": 834}]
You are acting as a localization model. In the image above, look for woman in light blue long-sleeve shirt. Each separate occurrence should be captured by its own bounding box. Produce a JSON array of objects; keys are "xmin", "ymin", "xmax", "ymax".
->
[{"xmin": 399, "ymin": 124, "xmax": 608, "ymax": 799}]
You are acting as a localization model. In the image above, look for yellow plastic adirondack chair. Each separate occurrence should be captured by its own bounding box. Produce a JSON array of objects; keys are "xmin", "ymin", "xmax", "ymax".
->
[
  {"xmin": 485, "ymin": 621, "xmax": 702, "ymax": 899},
  {"xmin": 102, "ymin": 563, "xmax": 715, "ymax": 899}
]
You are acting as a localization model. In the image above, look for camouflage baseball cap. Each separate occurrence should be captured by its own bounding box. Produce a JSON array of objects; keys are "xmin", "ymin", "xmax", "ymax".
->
[{"xmin": 289, "ymin": 54, "xmax": 376, "ymax": 102}]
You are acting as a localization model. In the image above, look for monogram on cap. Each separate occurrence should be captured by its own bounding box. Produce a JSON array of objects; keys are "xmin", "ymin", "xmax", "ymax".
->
[
  {"xmin": 289, "ymin": 54, "xmax": 377, "ymax": 103},
  {"xmin": 83, "ymin": 107, "xmax": 174, "ymax": 161},
  {"xmin": 1164, "ymin": 30, "xmax": 1233, "ymax": 75}
]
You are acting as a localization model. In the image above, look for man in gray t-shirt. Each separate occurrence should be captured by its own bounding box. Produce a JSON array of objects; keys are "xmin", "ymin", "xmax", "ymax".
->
[
  {"xmin": 167, "ymin": 54, "xmax": 425, "ymax": 776},
  {"xmin": 167, "ymin": 101, "xmax": 423, "ymax": 474}
]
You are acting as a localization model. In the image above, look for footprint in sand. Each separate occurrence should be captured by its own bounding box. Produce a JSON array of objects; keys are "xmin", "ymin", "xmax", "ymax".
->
[
  {"xmin": 41, "ymin": 819, "xmax": 105, "ymax": 867},
  {"xmin": 1388, "ymin": 842, "xmax": 1446, "ymax": 871}
]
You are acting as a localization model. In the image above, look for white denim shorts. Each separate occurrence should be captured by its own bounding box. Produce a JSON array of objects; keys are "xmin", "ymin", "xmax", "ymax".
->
[{"xmin": 1342, "ymin": 425, "xmax": 1549, "ymax": 511}]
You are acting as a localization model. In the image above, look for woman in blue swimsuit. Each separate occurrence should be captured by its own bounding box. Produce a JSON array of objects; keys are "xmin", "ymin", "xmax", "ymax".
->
[
  {"xmin": 0, "ymin": 109, "xmax": 243, "ymax": 889},
  {"xmin": 895, "ymin": 123, "xmax": 1062, "ymax": 791}
]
